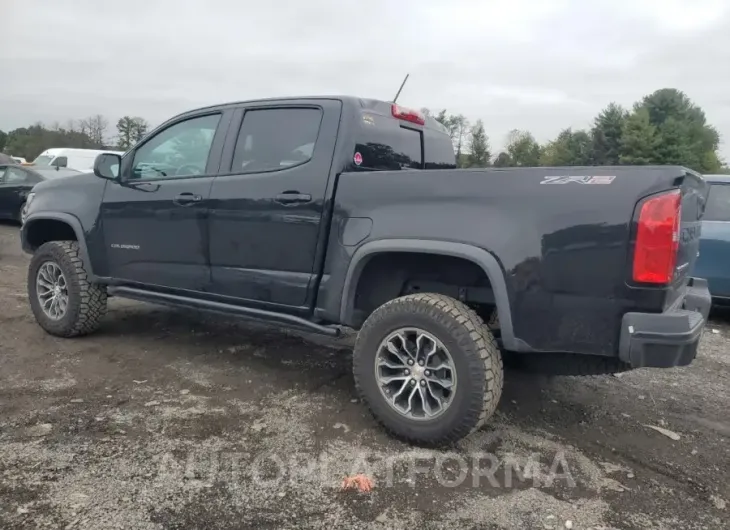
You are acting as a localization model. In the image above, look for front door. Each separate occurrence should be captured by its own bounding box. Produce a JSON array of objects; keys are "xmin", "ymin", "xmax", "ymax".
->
[
  {"xmin": 208, "ymin": 100, "xmax": 342, "ymax": 308},
  {"xmin": 100, "ymin": 112, "xmax": 227, "ymax": 292}
]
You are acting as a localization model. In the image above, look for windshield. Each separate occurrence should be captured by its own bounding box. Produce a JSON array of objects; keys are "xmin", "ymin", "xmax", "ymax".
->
[{"xmin": 33, "ymin": 155, "xmax": 54, "ymax": 166}]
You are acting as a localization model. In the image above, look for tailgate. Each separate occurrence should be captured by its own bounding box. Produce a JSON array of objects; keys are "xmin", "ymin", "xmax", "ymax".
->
[{"xmin": 669, "ymin": 171, "xmax": 708, "ymax": 306}]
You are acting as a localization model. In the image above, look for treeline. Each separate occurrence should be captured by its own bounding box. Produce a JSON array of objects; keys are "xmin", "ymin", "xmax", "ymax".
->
[
  {"xmin": 423, "ymin": 88, "xmax": 728, "ymax": 173},
  {"xmin": 0, "ymin": 115, "xmax": 151, "ymax": 161},
  {"xmin": 1, "ymin": 88, "xmax": 726, "ymax": 173}
]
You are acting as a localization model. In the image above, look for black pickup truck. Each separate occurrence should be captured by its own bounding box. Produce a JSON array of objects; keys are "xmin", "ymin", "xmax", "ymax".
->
[{"xmin": 20, "ymin": 96, "xmax": 711, "ymax": 445}]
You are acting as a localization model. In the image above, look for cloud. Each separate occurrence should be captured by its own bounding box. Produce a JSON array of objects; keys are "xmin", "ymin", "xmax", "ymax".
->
[{"xmin": 1, "ymin": 0, "xmax": 728, "ymax": 159}]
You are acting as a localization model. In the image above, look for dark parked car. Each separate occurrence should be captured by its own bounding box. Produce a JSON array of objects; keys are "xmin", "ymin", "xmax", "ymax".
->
[
  {"xmin": 20, "ymin": 96, "xmax": 710, "ymax": 445},
  {"xmin": 693, "ymin": 174, "xmax": 730, "ymax": 302},
  {"xmin": 0, "ymin": 153, "xmax": 19, "ymax": 165},
  {"xmin": 0, "ymin": 164, "xmax": 80, "ymax": 223}
]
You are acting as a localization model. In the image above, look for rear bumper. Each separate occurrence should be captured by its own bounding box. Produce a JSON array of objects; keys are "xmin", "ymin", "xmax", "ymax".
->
[{"xmin": 619, "ymin": 277, "xmax": 711, "ymax": 368}]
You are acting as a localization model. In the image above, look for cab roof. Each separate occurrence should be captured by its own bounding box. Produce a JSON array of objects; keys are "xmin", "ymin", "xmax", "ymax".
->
[{"xmin": 177, "ymin": 95, "xmax": 449, "ymax": 134}]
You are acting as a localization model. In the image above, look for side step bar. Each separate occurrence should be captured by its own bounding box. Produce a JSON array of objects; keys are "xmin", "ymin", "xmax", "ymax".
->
[{"xmin": 107, "ymin": 286, "xmax": 342, "ymax": 337}]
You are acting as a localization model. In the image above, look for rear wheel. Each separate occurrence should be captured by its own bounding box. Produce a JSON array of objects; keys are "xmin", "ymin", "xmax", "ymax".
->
[
  {"xmin": 353, "ymin": 293, "xmax": 503, "ymax": 445},
  {"xmin": 28, "ymin": 241, "xmax": 107, "ymax": 337}
]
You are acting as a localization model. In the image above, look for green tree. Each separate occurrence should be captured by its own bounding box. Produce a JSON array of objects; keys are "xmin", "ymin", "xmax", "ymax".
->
[
  {"xmin": 4, "ymin": 123, "xmax": 98, "ymax": 161},
  {"xmin": 493, "ymin": 152, "xmax": 512, "ymax": 167},
  {"xmin": 116, "ymin": 116, "xmax": 150, "ymax": 150},
  {"xmin": 505, "ymin": 129, "xmax": 541, "ymax": 167},
  {"xmin": 133, "ymin": 118, "xmax": 149, "ymax": 143},
  {"xmin": 540, "ymin": 128, "xmax": 592, "ymax": 166},
  {"xmin": 116, "ymin": 117, "xmax": 136, "ymax": 150},
  {"xmin": 636, "ymin": 88, "xmax": 721, "ymax": 172},
  {"xmin": 466, "ymin": 119, "xmax": 491, "ymax": 167},
  {"xmin": 619, "ymin": 108, "xmax": 659, "ymax": 165},
  {"xmin": 434, "ymin": 110, "xmax": 457, "ymax": 139},
  {"xmin": 451, "ymin": 114, "xmax": 469, "ymax": 164},
  {"xmin": 591, "ymin": 103, "xmax": 627, "ymax": 165},
  {"xmin": 0, "ymin": 130, "xmax": 7, "ymax": 153},
  {"xmin": 429, "ymin": 110, "xmax": 470, "ymax": 166}
]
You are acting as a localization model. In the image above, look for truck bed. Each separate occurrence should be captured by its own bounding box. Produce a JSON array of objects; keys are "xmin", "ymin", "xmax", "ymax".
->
[{"xmin": 326, "ymin": 166, "xmax": 706, "ymax": 355}]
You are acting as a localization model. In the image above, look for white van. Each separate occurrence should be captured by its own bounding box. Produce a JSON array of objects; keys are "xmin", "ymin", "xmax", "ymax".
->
[{"xmin": 32, "ymin": 148, "xmax": 125, "ymax": 172}]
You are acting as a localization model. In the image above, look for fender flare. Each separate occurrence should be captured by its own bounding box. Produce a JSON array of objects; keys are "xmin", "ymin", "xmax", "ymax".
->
[
  {"xmin": 339, "ymin": 239, "xmax": 521, "ymax": 350},
  {"xmin": 21, "ymin": 212, "xmax": 96, "ymax": 280}
]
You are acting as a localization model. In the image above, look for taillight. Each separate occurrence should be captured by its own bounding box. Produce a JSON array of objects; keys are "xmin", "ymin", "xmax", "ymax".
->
[
  {"xmin": 391, "ymin": 104, "xmax": 425, "ymax": 125},
  {"xmin": 633, "ymin": 189, "xmax": 681, "ymax": 284}
]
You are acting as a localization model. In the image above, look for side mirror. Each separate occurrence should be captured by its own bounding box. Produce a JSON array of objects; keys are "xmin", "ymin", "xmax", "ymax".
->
[{"xmin": 94, "ymin": 153, "xmax": 122, "ymax": 180}]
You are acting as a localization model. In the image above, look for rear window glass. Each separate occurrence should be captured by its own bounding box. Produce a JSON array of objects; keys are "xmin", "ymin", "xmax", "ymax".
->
[
  {"xmin": 355, "ymin": 114, "xmax": 423, "ymax": 171},
  {"xmin": 704, "ymin": 184, "xmax": 730, "ymax": 222},
  {"xmin": 424, "ymin": 128, "xmax": 457, "ymax": 170}
]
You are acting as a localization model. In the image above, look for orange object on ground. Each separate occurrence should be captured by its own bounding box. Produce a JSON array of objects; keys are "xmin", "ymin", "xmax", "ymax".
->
[{"xmin": 341, "ymin": 474, "xmax": 374, "ymax": 492}]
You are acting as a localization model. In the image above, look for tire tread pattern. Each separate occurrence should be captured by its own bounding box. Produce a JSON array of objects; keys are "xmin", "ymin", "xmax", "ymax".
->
[
  {"xmin": 354, "ymin": 293, "xmax": 503, "ymax": 445},
  {"xmin": 29, "ymin": 241, "xmax": 107, "ymax": 337}
]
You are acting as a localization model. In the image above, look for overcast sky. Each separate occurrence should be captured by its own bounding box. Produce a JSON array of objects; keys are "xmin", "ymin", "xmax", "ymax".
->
[{"xmin": 2, "ymin": 0, "xmax": 729, "ymax": 159}]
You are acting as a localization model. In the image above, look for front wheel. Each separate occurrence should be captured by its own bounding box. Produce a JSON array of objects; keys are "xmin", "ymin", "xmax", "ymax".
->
[
  {"xmin": 353, "ymin": 293, "xmax": 503, "ymax": 445},
  {"xmin": 28, "ymin": 241, "xmax": 108, "ymax": 337},
  {"xmin": 18, "ymin": 201, "xmax": 28, "ymax": 224}
]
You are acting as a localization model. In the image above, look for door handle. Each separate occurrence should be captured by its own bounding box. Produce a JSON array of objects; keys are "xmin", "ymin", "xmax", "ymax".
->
[
  {"xmin": 173, "ymin": 192, "xmax": 202, "ymax": 206},
  {"xmin": 275, "ymin": 191, "xmax": 312, "ymax": 205}
]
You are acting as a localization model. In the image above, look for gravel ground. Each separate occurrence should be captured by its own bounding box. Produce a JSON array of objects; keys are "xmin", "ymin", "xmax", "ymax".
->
[{"xmin": 0, "ymin": 222, "xmax": 728, "ymax": 529}]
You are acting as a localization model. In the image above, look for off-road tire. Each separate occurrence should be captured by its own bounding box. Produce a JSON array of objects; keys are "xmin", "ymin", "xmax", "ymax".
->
[
  {"xmin": 353, "ymin": 293, "xmax": 503, "ymax": 445},
  {"xmin": 28, "ymin": 241, "xmax": 107, "ymax": 337}
]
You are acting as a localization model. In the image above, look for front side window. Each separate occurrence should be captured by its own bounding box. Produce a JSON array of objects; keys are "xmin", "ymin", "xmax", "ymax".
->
[
  {"xmin": 231, "ymin": 108, "xmax": 322, "ymax": 173},
  {"xmin": 131, "ymin": 114, "xmax": 221, "ymax": 180},
  {"xmin": 704, "ymin": 184, "xmax": 730, "ymax": 222},
  {"xmin": 51, "ymin": 156, "xmax": 68, "ymax": 168}
]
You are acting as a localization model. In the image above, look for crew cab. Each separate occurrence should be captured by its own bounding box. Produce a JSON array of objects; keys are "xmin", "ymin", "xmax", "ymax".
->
[{"xmin": 20, "ymin": 96, "xmax": 710, "ymax": 445}]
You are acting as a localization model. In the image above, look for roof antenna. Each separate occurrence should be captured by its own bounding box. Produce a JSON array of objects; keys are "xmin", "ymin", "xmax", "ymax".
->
[{"xmin": 393, "ymin": 73, "xmax": 410, "ymax": 103}]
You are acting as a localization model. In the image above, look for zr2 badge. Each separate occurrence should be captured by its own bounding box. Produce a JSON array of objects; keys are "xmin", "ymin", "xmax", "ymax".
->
[{"xmin": 540, "ymin": 175, "xmax": 616, "ymax": 185}]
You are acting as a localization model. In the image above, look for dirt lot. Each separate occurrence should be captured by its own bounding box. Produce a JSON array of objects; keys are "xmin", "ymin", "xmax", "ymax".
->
[{"xmin": 0, "ymin": 222, "xmax": 728, "ymax": 530}]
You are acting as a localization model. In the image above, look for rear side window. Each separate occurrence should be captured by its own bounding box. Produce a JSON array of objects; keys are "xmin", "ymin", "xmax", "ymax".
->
[
  {"xmin": 355, "ymin": 114, "xmax": 423, "ymax": 170},
  {"xmin": 232, "ymin": 108, "xmax": 323, "ymax": 173},
  {"xmin": 704, "ymin": 184, "xmax": 730, "ymax": 221},
  {"xmin": 5, "ymin": 167, "xmax": 29, "ymax": 183}
]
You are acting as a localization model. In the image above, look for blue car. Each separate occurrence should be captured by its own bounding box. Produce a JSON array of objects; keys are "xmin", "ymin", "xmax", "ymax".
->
[{"xmin": 694, "ymin": 174, "xmax": 730, "ymax": 302}]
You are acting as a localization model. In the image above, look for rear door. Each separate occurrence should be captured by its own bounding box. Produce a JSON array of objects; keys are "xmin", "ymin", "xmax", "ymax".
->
[
  {"xmin": 695, "ymin": 182, "xmax": 730, "ymax": 298},
  {"xmin": 207, "ymin": 99, "xmax": 342, "ymax": 309}
]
